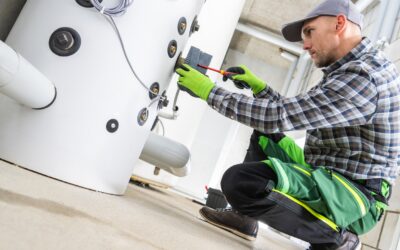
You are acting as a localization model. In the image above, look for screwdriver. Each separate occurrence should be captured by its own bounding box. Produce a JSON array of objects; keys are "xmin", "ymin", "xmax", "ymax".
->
[
  {"xmin": 197, "ymin": 64, "xmax": 235, "ymax": 77},
  {"xmin": 197, "ymin": 64, "xmax": 250, "ymax": 89}
]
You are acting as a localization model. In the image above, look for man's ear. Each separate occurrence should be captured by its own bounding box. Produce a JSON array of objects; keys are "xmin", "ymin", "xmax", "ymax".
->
[{"xmin": 335, "ymin": 14, "xmax": 347, "ymax": 34}]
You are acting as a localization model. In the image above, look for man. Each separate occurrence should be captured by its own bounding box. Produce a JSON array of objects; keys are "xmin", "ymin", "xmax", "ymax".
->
[{"xmin": 176, "ymin": 0, "xmax": 400, "ymax": 249}]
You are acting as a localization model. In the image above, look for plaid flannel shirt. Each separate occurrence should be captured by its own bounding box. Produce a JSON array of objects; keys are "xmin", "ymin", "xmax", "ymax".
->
[{"xmin": 207, "ymin": 38, "xmax": 400, "ymax": 184}]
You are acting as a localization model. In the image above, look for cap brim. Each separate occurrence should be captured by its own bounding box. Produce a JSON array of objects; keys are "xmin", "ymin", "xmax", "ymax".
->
[{"xmin": 281, "ymin": 16, "xmax": 316, "ymax": 42}]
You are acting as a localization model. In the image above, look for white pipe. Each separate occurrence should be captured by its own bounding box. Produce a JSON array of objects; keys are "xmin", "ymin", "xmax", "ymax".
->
[
  {"xmin": 236, "ymin": 22, "xmax": 303, "ymax": 55},
  {"xmin": 370, "ymin": 0, "xmax": 390, "ymax": 42},
  {"xmin": 279, "ymin": 50, "xmax": 299, "ymax": 96},
  {"xmin": 286, "ymin": 52, "xmax": 311, "ymax": 97},
  {"xmin": 280, "ymin": 50, "xmax": 298, "ymax": 62},
  {"xmin": 157, "ymin": 110, "xmax": 178, "ymax": 120},
  {"xmin": 0, "ymin": 41, "xmax": 56, "ymax": 109},
  {"xmin": 377, "ymin": 0, "xmax": 400, "ymax": 42},
  {"xmin": 157, "ymin": 88, "xmax": 180, "ymax": 120},
  {"xmin": 281, "ymin": 56, "xmax": 299, "ymax": 96},
  {"xmin": 393, "ymin": 9, "xmax": 400, "ymax": 42},
  {"xmin": 355, "ymin": 0, "xmax": 379, "ymax": 13},
  {"xmin": 139, "ymin": 132, "xmax": 190, "ymax": 177}
]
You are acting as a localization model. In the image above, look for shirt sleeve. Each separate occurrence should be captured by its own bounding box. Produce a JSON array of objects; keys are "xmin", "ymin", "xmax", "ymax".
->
[
  {"xmin": 254, "ymin": 84, "xmax": 283, "ymax": 101},
  {"xmin": 207, "ymin": 68, "xmax": 378, "ymax": 133}
]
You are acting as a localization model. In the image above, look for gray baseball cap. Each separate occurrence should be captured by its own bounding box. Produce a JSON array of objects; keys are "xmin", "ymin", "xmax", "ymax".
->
[{"xmin": 281, "ymin": 0, "xmax": 363, "ymax": 42}]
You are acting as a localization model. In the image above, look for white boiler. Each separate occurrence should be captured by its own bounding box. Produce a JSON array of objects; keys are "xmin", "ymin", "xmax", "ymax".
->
[{"xmin": 0, "ymin": 0, "xmax": 205, "ymax": 194}]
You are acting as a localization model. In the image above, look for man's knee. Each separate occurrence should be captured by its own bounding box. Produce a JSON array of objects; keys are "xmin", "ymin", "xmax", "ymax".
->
[{"xmin": 221, "ymin": 164, "xmax": 243, "ymax": 198}]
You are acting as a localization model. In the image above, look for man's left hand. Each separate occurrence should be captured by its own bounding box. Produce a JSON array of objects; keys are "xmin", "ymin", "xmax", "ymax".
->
[{"xmin": 176, "ymin": 64, "xmax": 215, "ymax": 101}]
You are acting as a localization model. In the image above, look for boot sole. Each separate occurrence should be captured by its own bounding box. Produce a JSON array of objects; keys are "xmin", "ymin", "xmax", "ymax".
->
[
  {"xmin": 199, "ymin": 209, "xmax": 257, "ymax": 241},
  {"xmin": 354, "ymin": 240, "xmax": 361, "ymax": 250}
]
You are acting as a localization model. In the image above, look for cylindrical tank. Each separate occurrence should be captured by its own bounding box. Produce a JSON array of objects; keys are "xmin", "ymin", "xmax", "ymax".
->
[
  {"xmin": 132, "ymin": 0, "xmax": 246, "ymax": 195},
  {"xmin": 0, "ymin": 0, "xmax": 205, "ymax": 194}
]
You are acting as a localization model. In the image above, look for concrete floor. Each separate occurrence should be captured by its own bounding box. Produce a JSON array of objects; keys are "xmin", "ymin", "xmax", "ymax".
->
[{"xmin": 0, "ymin": 160, "xmax": 306, "ymax": 250}]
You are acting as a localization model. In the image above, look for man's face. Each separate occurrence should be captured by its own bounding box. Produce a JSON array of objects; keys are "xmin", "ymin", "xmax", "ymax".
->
[{"xmin": 301, "ymin": 16, "xmax": 340, "ymax": 68}]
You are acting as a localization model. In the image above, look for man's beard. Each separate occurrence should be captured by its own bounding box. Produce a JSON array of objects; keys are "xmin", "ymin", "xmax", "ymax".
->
[{"xmin": 314, "ymin": 53, "xmax": 337, "ymax": 68}]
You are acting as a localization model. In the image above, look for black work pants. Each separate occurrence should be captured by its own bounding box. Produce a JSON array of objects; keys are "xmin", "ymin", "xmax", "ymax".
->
[{"xmin": 220, "ymin": 130, "xmax": 343, "ymax": 247}]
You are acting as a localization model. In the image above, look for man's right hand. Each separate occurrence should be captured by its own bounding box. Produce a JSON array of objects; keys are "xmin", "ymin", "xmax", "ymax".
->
[{"xmin": 223, "ymin": 65, "xmax": 266, "ymax": 94}]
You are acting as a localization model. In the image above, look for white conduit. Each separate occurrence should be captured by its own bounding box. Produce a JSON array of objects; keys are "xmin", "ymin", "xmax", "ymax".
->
[
  {"xmin": 377, "ymin": 0, "xmax": 400, "ymax": 42},
  {"xmin": 139, "ymin": 132, "xmax": 190, "ymax": 177},
  {"xmin": 355, "ymin": 0, "xmax": 379, "ymax": 13},
  {"xmin": 280, "ymin": 51, "xmax": 299, "ymax": 96},
  {"xmin": 0, "ymin": 41, "xmax": 56, "ymax": 109},
  {"xmin": 236, "ymin": 22, "xmax": 303, "ymax": 56}
]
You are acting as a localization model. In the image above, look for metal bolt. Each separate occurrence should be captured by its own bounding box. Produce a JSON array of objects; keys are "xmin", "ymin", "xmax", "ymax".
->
[
  {"xmin": 169, "ymin": 45, "xmax": 177, "ymax": 55},
  {"xmin": 168, "ymin": 40, "xmax": 178, "ymax": 58},
  {"xmin": 193, "ymin": 23, "xmax": 200, "ymax": 32},
  {"xmin": 140, "ymin": 112, "xmax": 148, "ymax": 121},
  {"xmin": 149, "ymin": 82, "xmax": 160, "ymax": 99},
  {"xmin": 180, "ymin": 22, "xmax": 186, "ymax": 30},
  {"xmin": 138, "ymin": 108, "xmax": 149, "ymax": 126},
  {"xmin": 151, "ymin": 86, "xmax": 159, "ymax": 95},
  {"xmin": 178, "ymin": 17, "xmax": 187, "ymax": 35},
  {"xmin": 179, "ymin": 22, "xmax": 187, "ymax": 34},
  {"xmin": 55, "ymin": 31, "xmax": 74, "ymax": 50}
]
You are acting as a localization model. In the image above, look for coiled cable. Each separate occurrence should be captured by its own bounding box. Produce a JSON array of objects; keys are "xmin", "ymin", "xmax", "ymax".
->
[{"xmin": 90, "ymin": 0, "xmax": 133, "ymax": 16}]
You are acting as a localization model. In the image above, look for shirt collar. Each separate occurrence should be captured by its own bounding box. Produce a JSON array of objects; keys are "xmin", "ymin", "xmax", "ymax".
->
[{"xmin": 322, "ymin": 37, "xmax": 373, "ymax": 75}]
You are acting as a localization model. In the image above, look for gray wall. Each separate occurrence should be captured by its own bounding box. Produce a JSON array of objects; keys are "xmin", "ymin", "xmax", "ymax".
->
[{"xmin": 0, "ymin": 0, "xmax": 26, "ymax": 41}]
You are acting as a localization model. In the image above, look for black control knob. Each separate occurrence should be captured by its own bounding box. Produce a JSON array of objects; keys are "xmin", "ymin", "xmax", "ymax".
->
[{"xmin": 49, "ymin": 27, "xmax": 81, "ymax": 57}]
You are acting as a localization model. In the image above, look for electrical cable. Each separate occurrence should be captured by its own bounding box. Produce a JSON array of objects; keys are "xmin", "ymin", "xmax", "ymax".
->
[
  {"xmin": 90, "ymin": 0, "xmax": 133, "ymax": 16},
  {"xmin": 90, "ymin": 0, "xmax": 166, "ymax": 104},
  {"xmin": 157, "ymin": 118, "xmax": 165, "ymax": 136},
  {"xmin": 147, "ymin": 95, "xmax": 161, "ymax": 108}
]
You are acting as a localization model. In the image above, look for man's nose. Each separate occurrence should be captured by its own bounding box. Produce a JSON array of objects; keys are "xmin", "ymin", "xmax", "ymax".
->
[{"xmin": 303, "ymin": 40, "xmax": 311, "ymax": 50}]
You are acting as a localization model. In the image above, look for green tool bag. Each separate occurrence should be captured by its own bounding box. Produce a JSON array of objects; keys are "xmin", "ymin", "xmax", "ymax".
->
[{"xmin": 311, "ymin": 167, "xmax": 370, "ymax": 228}]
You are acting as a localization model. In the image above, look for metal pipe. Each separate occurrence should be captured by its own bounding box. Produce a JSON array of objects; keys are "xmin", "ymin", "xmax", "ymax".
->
[
  {"xmin": 281, "ymin": 57, "xmax": 299, "ymax": 96},
  {"xmin": 370, "ymin": 0, "xmax": 390, "ymax": 42},
  {"xmin": 280, "ymin": 50, "xmax": 298, "ymax": 62},
  {"xmin": 279, "ymin": 50, "xmax": 299, "ymax": 96},
  {"xmin": 286, "ymin": 52, "xmax": 311, "ymax": 97},
  {"xmin": 377, "ymin": 0, "xmax": 400, "ymax": 42},
  {"xmin": 393, "ymin": 8, "xmax": 400, "ymax": 41},
  {"xmin": 236, "ymin": 22, "xmax": 303, "ymax": 55},
  {"xmin": 355, "ymin": 0, "xmax": 379, "ymax": 13}
]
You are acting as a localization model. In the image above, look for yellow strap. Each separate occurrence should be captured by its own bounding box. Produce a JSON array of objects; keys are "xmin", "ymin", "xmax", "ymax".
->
[
  {"xmin": 292, "ymin": 165, "xmax": 311, "ymax": 176},
  {"xmin": 332, "ymin": 173, "xmax": 367, "ymax": 216},
  {"xmin": 273, "ymin": 189, "xmax": 339, "ymax": 232}
]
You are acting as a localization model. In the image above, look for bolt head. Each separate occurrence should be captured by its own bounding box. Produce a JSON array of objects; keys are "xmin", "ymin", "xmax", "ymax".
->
[
  {"xmin": 55, "ymin": 31, "xmax": 74, "ymax": 50},
  {"xmin": 169, "ymin": 46, "xmax": 177, "ymax": 54}
]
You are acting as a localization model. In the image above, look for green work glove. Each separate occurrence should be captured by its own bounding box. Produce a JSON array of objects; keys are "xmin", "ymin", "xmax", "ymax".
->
[
  {"xmin": 223, "ymin": 65, "xmax": 266, "ymax": 94},
  {"xmin": 175, "ymin": 64, "xmax": 215, "ymax": 101}
]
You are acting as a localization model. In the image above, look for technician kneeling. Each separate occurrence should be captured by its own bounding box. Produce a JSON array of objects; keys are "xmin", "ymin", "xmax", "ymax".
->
[{"xmin": 175, "ymin": 0, "xmax": 400, "ymax": 249}]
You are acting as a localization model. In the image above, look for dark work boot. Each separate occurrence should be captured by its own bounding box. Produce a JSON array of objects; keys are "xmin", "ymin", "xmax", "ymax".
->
[
  {"xmin": 309, "ymin": 231, "xmax": 361, "ymax": 250},
  {"xmin": 336, "ymin": 231, "xmax": 361, "ymax": 250},
  {"xmin": 199, "ymin": 207, "xmax": 258, "ymax": 241}
]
